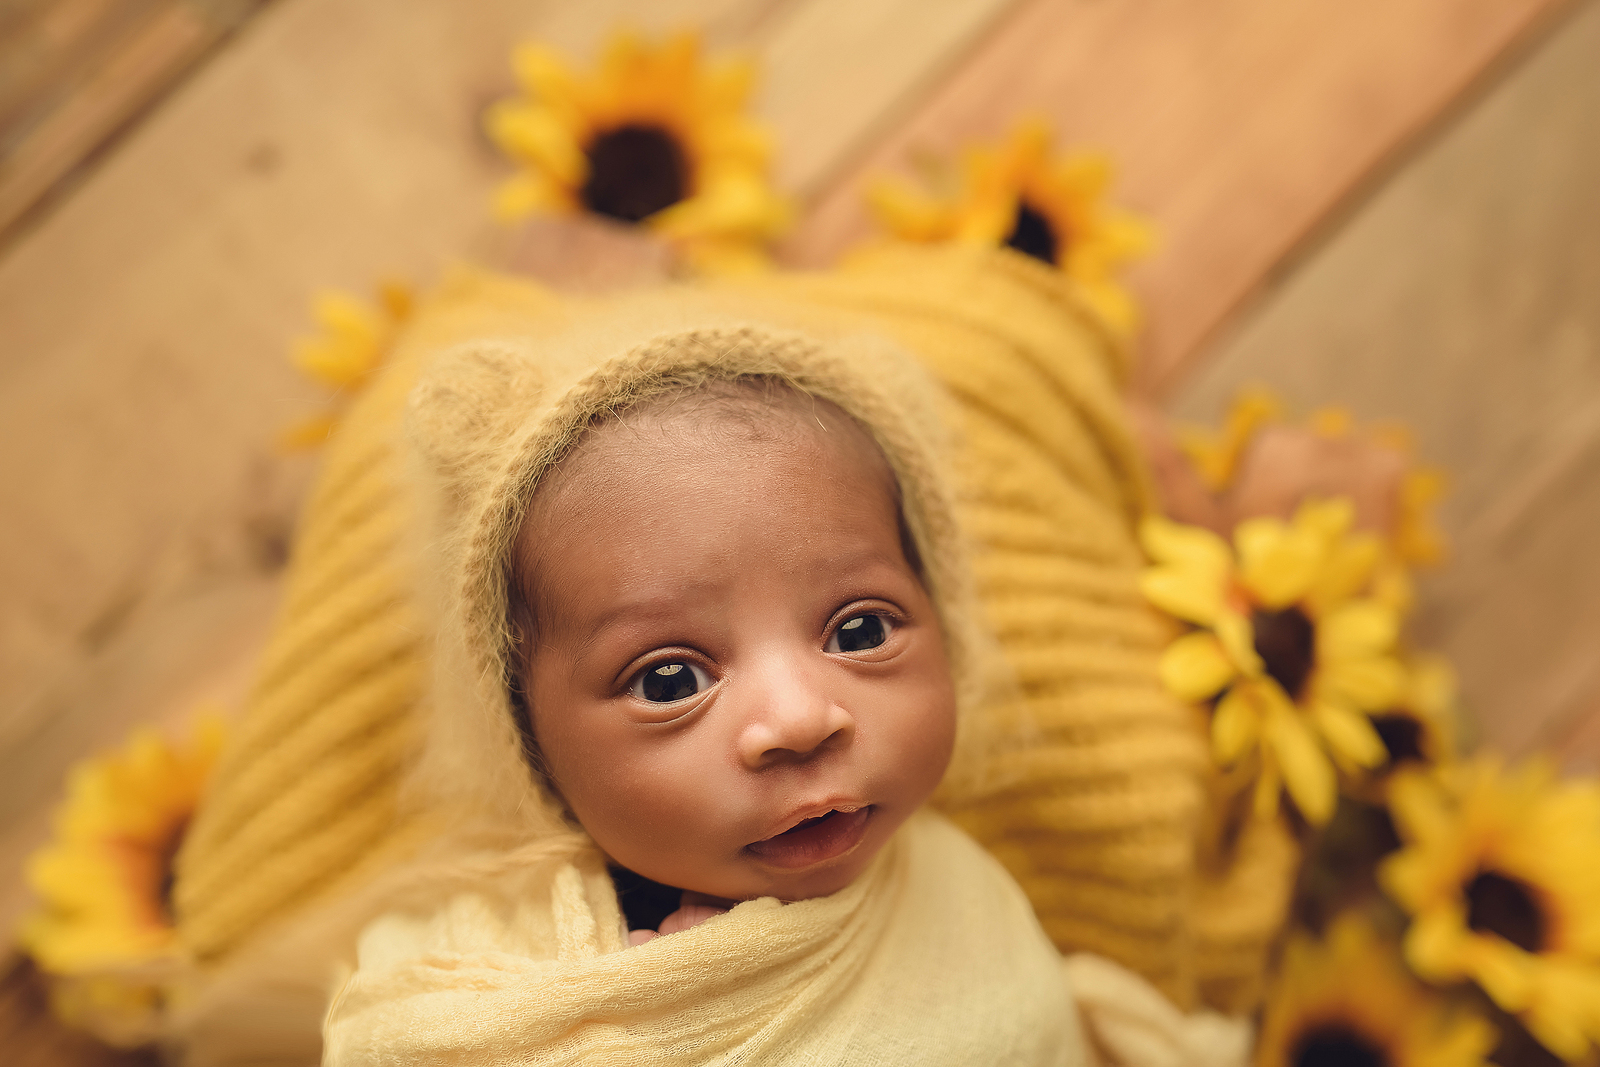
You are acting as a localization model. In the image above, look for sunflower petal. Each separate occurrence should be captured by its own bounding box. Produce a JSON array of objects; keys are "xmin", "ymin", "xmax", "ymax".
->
[
  {"xmin": 1319, "ymin": 600, "xmax": 1400, "ymax": 657},
  {"xmin": 1265, "ymin": 700, "xmax": 1336, "ymax": 824},
  {"xmin": 704, "ymin": 58, "xmax": 755, "ymax": 110},
  {"xmin": 491, "ymin": 171, "xmax": 571, "ymax": 223},
  {"xmin": 1471, "ymin": 939, "xmax": 1536, "ymax": 1013},
  {"xmin": 1521, "ymin": 1003, "xmax": 1592, "ymax": 1064},
  {"xmin": 1385, "ymin": 768, "xmax": 1454, "ymax": 846},
  {"xmin": 1137, "ymin": 518, "xmax": 1230, "ymax": 624},
  {"xmin": 1140, "ymin": 568, "xmax": 1225, "ymax": 627},
  {"xmin": 1236, "ymin": 517, "xmax": 1321, "ymax": 609},
  {"xmin": 1139, "ymin": 515, "xmax": 1231, "ymax": 571},
  {"xmin": 1158, "ymin": 632, "xmax": 1236, "ymax": 702},
  {"xmin": 1306, "ymin": 532, "xmax": 1381, "ymax": 615},
  {"xmin": 1403, "ymin": 905, "xmax": 1471, "ymax": 982},
  {"xmin": 1321, "ymin": 654, "xmax": 1406, "ymax": 711},
  {"xmin": 1310, "ymin": 701, "xmax": 1386, "ymax": 770},
  {"xmin": 1294, "ymin": 497, "xmax": 1356, "ymax": 542},
  {"xmin": 1214, "ymin": 610, "xmax": 1263, "ymax": 676},
  {"xmin": 483, "ymin": 101, "xmax": 587, "ymax": 187},
  {"xmin": 1211, "ymin": 685, "xmax": 1259, "ymax": 764},
  {"xmin": 1378, "ymin": 849, "xmax": 1430, "ymax": 910}
]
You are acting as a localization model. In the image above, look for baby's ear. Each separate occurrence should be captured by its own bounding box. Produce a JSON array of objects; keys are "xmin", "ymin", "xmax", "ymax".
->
[{"xmin": 405, "ymin": 339, "xmax": 546, "ymax": 480}]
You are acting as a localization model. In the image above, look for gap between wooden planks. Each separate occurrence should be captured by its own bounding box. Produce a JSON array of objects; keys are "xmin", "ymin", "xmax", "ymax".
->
[{"xmin": 786, "ymin": 0, "xmax": 1572, "ymax": 399}]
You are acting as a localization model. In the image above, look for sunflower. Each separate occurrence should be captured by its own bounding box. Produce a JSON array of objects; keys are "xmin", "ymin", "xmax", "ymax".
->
[
  {"xmin": 865, "ymin": 116, "xmax": 1152, "ymax": 333},
  {"xmin": 1140, "ymin": 498, "xmax": 1405, "ymax": 825},
  {"xmin": 484, "ymin": 31, "xmax": 789, "ymax": 273},
  {"xmin": 1380, "ymin": 759, "xmax": 1600, "ymax": 1061},
  {"xmin": 1315, "ymin": 409, "xmax": 1449, "ymax": 572},
  {"xmin": 280, "ymin": 282, "xmax": 412, "ymax": 450},
  {"xmin": 1178, "ymin": 385, "xmax": 1284, "ymax": 493},
  {"xmin": 1360, "ymin": 653, "xmax": 1459, "ymax": 793},
  {"xmin": 18, "ymin": 715, "xmax": 226, "ymax": 1042},
  {"xmin": 1176, "ymin": 389, "xmax": 1449, "ymax": 579},
  {"xmin": 1258, "ymin": 913, "xmax": 1497, "ymax": 1067}
]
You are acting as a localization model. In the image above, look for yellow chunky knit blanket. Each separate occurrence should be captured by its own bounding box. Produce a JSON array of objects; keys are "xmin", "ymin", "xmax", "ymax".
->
[{"xmin": 169, "ymin": 246, "xmax": 1293, "ymax": 1061}]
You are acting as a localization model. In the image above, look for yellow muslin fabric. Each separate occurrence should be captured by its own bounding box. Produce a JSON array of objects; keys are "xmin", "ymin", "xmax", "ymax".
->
[
  {"xmin": 171, "ymin": 246, "xmax": 1294, "ymax": 1061},
  {"xmin": 324, "ymin": 812, "xmax": 1087, "ymax": 1066}
]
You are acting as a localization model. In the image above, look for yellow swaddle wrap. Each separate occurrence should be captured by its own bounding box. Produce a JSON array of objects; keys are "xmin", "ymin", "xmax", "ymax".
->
[
  {"xmin": 170, "ymin": 247, "xmax": 1292, "ymax": 1063},
  {"xmin": 325, "ymin": 812, "xmax": 1084, "ymax": 1066}
]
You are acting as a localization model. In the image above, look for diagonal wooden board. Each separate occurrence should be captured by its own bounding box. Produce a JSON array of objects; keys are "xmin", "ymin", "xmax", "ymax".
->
[
  {"xmin": 1171, "ymin": 0, "xmax": 1600, "ymax": 772},
  {"xmin": 786, "ymin": 0, "xmax": 1572, "ymax": 398}
]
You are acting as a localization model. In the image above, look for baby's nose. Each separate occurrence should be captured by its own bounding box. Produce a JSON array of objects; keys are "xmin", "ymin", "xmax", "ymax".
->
[{"xmin": 735, "ymin": 664, "xmax": 854, "ymax": 768}]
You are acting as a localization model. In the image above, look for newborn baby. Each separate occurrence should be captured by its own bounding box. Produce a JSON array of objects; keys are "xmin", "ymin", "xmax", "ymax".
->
[
  {"xmin": 507, "ymin": 378, "xmax": 956, "ymax": 944},
  {"xmin": 320, "ymin": 320, "xmax": 1090, "ymax": 1064}
]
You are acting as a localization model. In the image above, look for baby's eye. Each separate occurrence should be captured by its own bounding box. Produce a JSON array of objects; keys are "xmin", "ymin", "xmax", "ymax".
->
[
  {"xmin": 827, "ymin": 614, "xmax": 891, "ymax": 653},
  {"xmin": 630, "ymin": 661, "xmax": 713, "ymax": 703}
]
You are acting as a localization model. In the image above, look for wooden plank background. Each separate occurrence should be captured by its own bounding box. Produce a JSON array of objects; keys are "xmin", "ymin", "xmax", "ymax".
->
[
  {"xmin": 1172, "ymin": 0, "xmax": 1600, "ymax": 770},
  {"xmin": 0, "ymin": 0, "xmax": 1593, "ymax": 1056}
]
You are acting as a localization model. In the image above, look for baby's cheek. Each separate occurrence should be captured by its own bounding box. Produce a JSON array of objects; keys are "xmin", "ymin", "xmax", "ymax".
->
[{"xmin": 883, "ymin": 671, "xmax": 958, "ymax": 801}]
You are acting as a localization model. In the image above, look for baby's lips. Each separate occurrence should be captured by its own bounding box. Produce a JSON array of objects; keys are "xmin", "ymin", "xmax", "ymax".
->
[
  {"xmin": 743, "ymin": 805, "xmax": 873, "ymax": 869},
  {"xmin": 756, "ymin": 799, "xmax": 867, "ymax": 842}
]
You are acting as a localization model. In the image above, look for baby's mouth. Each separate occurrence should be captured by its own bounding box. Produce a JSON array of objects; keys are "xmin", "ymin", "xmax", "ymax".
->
[{"xmin": 744, "ymin": 806, "xmax": 874, "ymax": 870}]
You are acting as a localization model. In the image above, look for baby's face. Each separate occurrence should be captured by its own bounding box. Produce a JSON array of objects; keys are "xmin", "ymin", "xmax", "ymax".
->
[{"xmin": 515, "ymin": 398, "xmax": 956, "ymax": 903}]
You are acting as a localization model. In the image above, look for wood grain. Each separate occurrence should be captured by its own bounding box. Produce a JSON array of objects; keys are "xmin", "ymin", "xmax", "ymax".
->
[
  {"xmin": 784, "ymin": 0, "xmax": 1570, "ymax": 397},
  {"xmin": 0, "ymin": 0, "xmax": 272, "ymax": 242}
]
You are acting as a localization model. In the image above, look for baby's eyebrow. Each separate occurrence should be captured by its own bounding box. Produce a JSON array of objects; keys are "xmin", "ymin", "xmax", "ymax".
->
[{"xmin": 561, "ymin": 587, "xmax": 720, "ymax": 646}]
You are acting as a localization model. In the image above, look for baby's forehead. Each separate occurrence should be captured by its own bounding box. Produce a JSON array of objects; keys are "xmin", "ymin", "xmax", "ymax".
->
[
  {"xmin": 511, "ymin": 382, "xmax": 909, "ymax": 609},
  {"xmin": 542, "ymin": 381, "xmax": 894, "ymax": 502}
]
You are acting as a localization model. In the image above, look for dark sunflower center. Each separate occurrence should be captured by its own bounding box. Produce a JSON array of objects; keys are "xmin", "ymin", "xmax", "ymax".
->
[
  {"xmin": 157, "ymin": 817, "xmax": 190, "ymax": 924},
  {"xmin": 1252, "ymin": 607, "xmax": 1316, "ymax": 701},
  {"xmin": 1466, "ymin": 870, "xmax": 1546, "ymax": 953},
  {"xmin": 1004, "ymin": 200, "xmax": 1059, "ymax": 265},
  {"xmin": 580, "ymin": 124, "xmax": 687, "ymax": 222},
  {"xmin": 1370, "ymin": 713, "xmax": 1425, "ymax": 766},
  {"xmin": 1291, "ymin": 1024, "xmax": 1388, "ymax": 1067}
]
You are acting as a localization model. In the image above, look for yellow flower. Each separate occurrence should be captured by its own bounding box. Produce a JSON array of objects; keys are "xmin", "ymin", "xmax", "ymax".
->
[
  {"xmin": 866, "ymin": 116, "xmax": 1152, "ymax": 333},
  {"xmin": 281, "ymin": 282, "xmax": 412, "ymax": 450},
  {"xmin": 1257, "ymin": 914, "xmax": 1497, "ymax": 1067},
  {"xmin": 1359, "ymin": 653, "xmax": 1459, "ymax": 794},
  {"xmin": 1380, "ymin": 759, "xmax": 1600, "ymax": 1062},
  {"xmin": 1177, "ymin": 385, "xmax": 1284, "ymax": 493},
  {"xmin": 1322, "ymin": 412, "xmax": 1449, "ymax": 571},
  {"xmin": 1141, "ymin": 499, "xmax": 1405, "ymax": 825},
  {"xmin": 484, "ymin": 31, "xmax": 789, "ymax": 271},
  {"xmin": 18, "ymin": 716, "xmax": 226, "ymax": 1043},
  {"xmin": 1177, "ymin": 388, "xmax": 1450, "ymax": 575}
]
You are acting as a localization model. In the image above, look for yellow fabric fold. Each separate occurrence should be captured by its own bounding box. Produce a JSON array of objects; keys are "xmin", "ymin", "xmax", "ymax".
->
[{"xmin": 325, "ymin": 813, "xmax": 1086, "ymax": 1066}]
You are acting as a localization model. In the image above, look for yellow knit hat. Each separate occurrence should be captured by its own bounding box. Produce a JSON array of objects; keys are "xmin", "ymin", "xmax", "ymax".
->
[{"xmin": 394, "ymin": 305, "xmax": 986, "ymax": 853}]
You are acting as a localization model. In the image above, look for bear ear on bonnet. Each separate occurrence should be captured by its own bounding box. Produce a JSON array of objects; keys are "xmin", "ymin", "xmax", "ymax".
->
[{"xmin": 404, "ymin": 338, "xmax": 547, "ymax": 487}]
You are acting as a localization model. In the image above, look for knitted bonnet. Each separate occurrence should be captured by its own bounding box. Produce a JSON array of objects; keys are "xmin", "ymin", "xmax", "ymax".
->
[{"xmin": 397, "ymin": 299, "xmax": 983, "ymax": 846}]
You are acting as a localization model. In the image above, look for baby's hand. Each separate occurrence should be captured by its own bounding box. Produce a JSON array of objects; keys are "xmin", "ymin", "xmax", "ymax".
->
[{"xmin": 626, "ymin": 892, "xmax": 733, "ymax": 946}]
